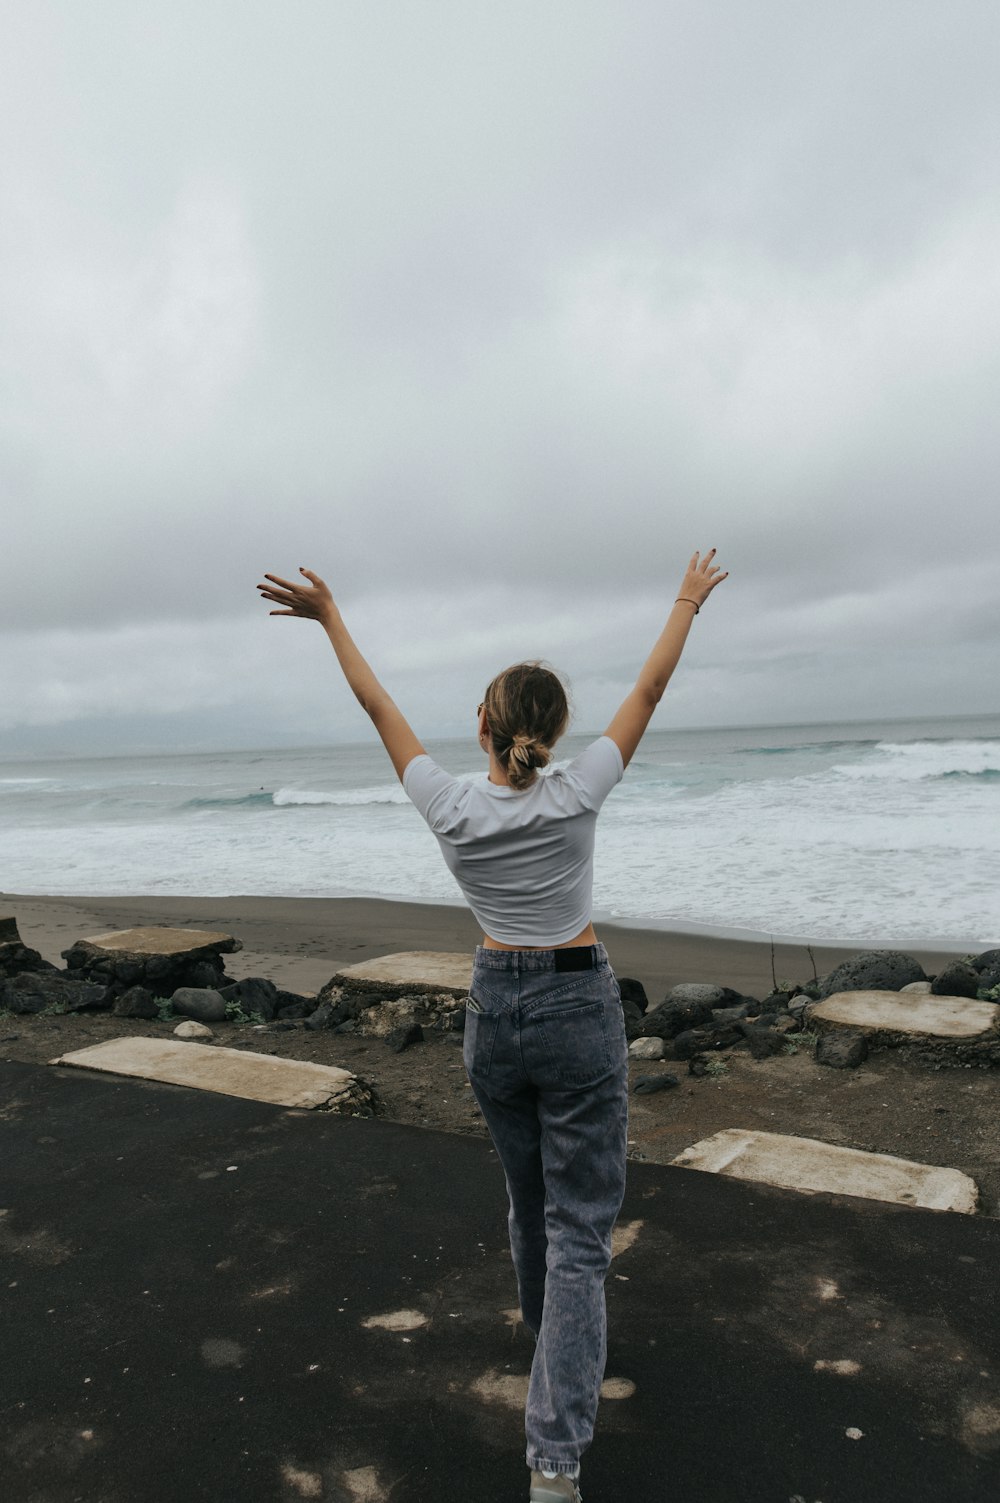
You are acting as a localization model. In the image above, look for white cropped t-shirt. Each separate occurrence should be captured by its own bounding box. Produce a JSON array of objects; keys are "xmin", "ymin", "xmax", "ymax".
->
[{"xmin": 402, "ymin": 736, "xmax": 624, "ymax": 946}]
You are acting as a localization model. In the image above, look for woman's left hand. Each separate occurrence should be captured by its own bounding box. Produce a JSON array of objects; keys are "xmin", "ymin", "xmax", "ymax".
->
[
  {"xmin": 676, "ymin": 548, "xmax": 728, "ymax": 610},
  {"xmin": 257, "ymin": 568, "xmax": 336, "ymax": 624}
]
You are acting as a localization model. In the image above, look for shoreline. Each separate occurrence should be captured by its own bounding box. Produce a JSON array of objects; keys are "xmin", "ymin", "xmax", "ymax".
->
[
  {"xmin": 2, "ymin": 890, "xmax": 974, "ymax": 1002},
  {"xmin": 594, "ymin": 908, "xmax": 986, "ymax": 954}
]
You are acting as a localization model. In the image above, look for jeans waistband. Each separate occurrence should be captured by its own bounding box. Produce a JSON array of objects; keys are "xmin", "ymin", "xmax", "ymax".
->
[{"xmin": 474, "ymin": 943, "xmax": 608, "ymax": 973}]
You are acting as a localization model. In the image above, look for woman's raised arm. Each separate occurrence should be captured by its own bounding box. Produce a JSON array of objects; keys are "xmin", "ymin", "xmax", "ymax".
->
[
  {"xmin": 257, "ymin": 568, "xmax": 425, "ymax": 781},
  {"xmin": 603, "ymin": 549, "xmax": 728, "ymax": 769}
]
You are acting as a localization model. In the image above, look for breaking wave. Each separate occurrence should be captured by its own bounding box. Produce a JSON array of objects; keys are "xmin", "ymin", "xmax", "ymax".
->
[
  {"xmin": 185, "ymin": 785, "xmax": 411, "ymax": 809},
  {"xmin": 272, "ymin": 784, "xmax": 409, "ymax": 807},
  {"xmin": 832, "ymin": 739, "xmax": 1000, "ymax": 783}
]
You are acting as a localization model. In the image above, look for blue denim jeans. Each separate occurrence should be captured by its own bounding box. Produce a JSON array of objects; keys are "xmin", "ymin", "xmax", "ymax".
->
[{"xmin": 464, "ymin": 943, "xmax": 629, "ymax": 1476}]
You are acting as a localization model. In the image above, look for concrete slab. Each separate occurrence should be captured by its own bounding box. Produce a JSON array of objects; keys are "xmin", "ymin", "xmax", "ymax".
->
[
  {"xmin": 75, "ymin": 925, "xmax": 240, "ymax": 956},
  {"xmin": 49, "ymin": 1036, "xmax": 357, "ymax": 1110},
  {"xmin": 333, "ymin": 949, "xmax": 472, "ymax": 997},
  {"xmin": 671, "ymin": 1128, "xmax": 979, "ymax": 1214},
  {"xmin": 810, "ymin": 989, "xmax": 999, "ymax": 1039}
]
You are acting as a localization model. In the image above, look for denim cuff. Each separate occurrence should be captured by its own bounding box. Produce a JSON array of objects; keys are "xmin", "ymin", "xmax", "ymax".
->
[{"xmin": 526, "ymin": 1454, "xmax": 581, "ymax": 1476}]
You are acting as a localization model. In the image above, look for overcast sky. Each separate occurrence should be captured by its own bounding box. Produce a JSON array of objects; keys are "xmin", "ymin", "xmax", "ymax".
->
[{"xmin": 2, "ymin": 1, "xmax": 999, "ymax": 756}]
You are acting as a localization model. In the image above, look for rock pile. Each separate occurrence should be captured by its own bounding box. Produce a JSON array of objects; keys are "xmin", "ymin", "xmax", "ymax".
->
[
  {"xmin": 0, "ymin": 922, "xmax": 316, "ymax": 1026},
  {"xmin": 0, "ymin": 916, "xmax": 58, "ymax": 981},
  {"xmin": 62, "ymin": 926, "xmax": 241, "ymax": 997},
  {"xmin": 4, "ymin": 918, "xmax": 999, "ymax": 1079},
  {"xmin": 308, "ymin": 977, "xmax": 467, "ymax": 1052},
  {"xmin": 0, "ymin": 918, "xmax": 465, "ymax": 1055},
  {"xmin": 623, "ymin": 974, "xmax": 811, "ymax": 1077},
  {"xmin": 623, "ymin": 947, "xmax": 1000, "ymax": 1080}
]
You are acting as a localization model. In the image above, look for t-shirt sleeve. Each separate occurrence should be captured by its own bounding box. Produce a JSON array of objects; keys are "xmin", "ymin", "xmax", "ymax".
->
[
  {"xmin": 402, "ymin": 755, "xmax": 463, "ymax": 834},
  {"xmin": 563, "ymin": 736, "xmax": 625, "ymax": 812}
]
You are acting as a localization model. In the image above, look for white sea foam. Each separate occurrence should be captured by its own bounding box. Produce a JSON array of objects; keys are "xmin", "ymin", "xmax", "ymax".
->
[
  {"xmin": 272, "ymin": 784, "xmax": 410, "ymax": 807},
  {"xmin": 831, "ymin": 739, "xmax": 1000, "ymax": 781}
]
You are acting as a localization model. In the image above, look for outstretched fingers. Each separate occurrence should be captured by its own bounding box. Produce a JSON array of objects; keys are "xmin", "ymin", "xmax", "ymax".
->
[
  {"xmin": 257, "ymin": 565, "xmax": 335, "ymax": 622},
  {"xmin": 257, "ymin": 575, "xmax": 302, "ymax": 616},
  {"xmin": 677, "ymin": 548, "xmax": 729, "ymax": 607},
  {"xmin": 698, "ymin": 549, "xmax": 729, "ymax": 587}
]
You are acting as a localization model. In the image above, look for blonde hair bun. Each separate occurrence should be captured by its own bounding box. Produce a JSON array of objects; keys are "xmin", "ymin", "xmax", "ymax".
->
[
  {"xmin": 508, "ymin": 734, "xmax": 550, "ymax": 790},
  {"xmin": 482, "ymin": 663, "xmax": 569, "ymax": 792}
]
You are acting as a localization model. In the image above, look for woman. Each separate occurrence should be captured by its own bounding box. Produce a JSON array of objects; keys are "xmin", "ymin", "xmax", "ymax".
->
[{"xmin": 258, "ymin": 550, "xmax": 727, "ymax": 1502}]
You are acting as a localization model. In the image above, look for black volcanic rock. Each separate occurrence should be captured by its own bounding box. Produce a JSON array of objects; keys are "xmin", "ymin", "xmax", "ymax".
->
[{"xmin": 815, "ymin": 950, "xmax": 926, "ymax": 999}]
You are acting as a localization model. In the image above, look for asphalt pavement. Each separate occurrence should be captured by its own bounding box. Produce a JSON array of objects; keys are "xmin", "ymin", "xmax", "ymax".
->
[{"xmin": 2, "ymin": 1059, "xmax": 998, "ymax": 1503}]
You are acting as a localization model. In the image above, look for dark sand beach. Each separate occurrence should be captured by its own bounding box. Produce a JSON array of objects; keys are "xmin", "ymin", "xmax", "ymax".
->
[
  {"xmin": 0, "ymin": 889, "xmax": 969, "ymax": 1000},
  {"xmin": 3, "ymin": 891, "xmax": 998, "ymax": 1212}
]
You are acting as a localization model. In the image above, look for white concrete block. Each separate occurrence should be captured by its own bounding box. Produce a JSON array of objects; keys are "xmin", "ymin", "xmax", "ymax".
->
[
  {"xmin": 80, "ymin": 926, "xmax": 238, "ymax": 956},
  {"xmin": 810, "ymin": 990, "xmax": 999, "ymax": 1039},
  {"xmin": 335, "ymin": 951, "xmax": 472, "ymax": 996},
  {"xmin": 671, "ymin": 1128, "xmax": 978, "ymax": 1213},
  {"xmin": 50, "ymin": 1037, "xmax": 357, "ymax": 1110}
]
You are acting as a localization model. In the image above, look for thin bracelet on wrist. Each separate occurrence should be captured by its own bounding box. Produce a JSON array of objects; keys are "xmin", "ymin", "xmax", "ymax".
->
[{"xmin": 675, "ymin": 597, "xmax": 700, "ymax": 614}]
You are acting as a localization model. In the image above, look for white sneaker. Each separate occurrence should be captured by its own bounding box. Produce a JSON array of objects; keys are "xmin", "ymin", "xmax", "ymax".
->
[{"xmin": 529, "ymin": 1471, "xmax": 582, "ymax": 1502}]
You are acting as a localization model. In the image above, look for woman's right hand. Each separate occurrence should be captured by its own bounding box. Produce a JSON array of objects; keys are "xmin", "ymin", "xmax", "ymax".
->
[
  {"xmin": 676, "ymin": 549, "xmax": 728, "ymax": 610},
  {"xmin": 257, "ymin": 568, "xmax": 337, "ymax": 625},
  {"xmin": 257, "ymin": 566, "xmax": 426, "ymax": 781}
]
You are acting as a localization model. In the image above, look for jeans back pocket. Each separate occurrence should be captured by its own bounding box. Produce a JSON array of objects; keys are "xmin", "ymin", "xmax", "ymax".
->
[
  {"xmin": 533, "ymin": 999, "xmax": 613, "ymax": 1087},
  {"xmin": 463, "ymin": 999, "xmax": 500, "ymax": 1079}
]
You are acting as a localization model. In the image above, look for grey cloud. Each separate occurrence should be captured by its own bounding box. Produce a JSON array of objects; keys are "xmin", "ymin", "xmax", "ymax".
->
[{"xmin": 2, "ymin": 1, "xmax": 999, "ymax": 746}]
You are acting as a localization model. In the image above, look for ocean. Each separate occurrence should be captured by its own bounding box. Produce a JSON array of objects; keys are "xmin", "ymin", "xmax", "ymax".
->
[{"xmin": 2, "ymin": 714, "xmax": 998, "ymax": 947}]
